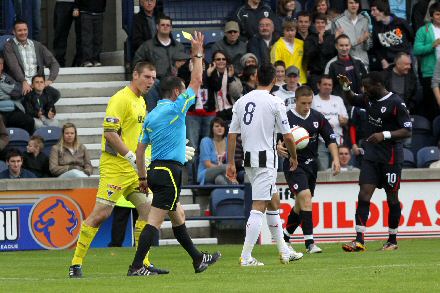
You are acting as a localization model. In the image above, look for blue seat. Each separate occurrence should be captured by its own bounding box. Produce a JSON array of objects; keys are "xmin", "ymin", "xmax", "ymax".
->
[
  {"xmin": 0, "ymin": 35, "xmax": 13, "ymax": 53},
  {"xmin": 416, "ymin": 146, "xmax": 440, "ymax": 168},
  {"xmin": 7, "ymin": 128, "xmax": 30, "ymax": 152},
  {"xmin": 410, "ymin": 115, "xmax": 431, "ymax": 134},
  {"xmin": 33, "ymin": 126, "xmax": 62, "ymax": 156},
  {"xmin": 210, "ymin": 188, "xmax": 245, "ymax": 230},
  {"xmin": 409, "ymin": 133, "xmax": 436, "ymax": 157},
  {"xmin": 0, "ymin": 160, "xmax": 7, "ymax": 172},
  {"xmin": 172, "ymin": 31, "xmax": 192, "ymax": 53},
  {"xmin": 403, "ymin": 148, "xmax": 415, "ymax": 168}
]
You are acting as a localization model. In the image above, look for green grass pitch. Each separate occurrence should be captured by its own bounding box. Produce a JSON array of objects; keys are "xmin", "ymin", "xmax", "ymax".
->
[{"xmin": 1, "ymin": 239, "xmax": 439, "ymax": 292}]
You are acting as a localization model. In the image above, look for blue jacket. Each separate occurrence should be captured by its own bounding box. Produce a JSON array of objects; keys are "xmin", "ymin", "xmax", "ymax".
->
[{"xmin": 0, "ymin": 168, "xmax": 37, "ymax": 179}]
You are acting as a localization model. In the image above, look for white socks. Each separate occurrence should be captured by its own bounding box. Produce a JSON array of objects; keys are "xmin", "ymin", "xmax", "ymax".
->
[
  {"xmin": 266, "ymin": 210, "xmax": 290, "ymax": 255},
  {"xmin": 241, "ymin": 210, "xmax": 264, "ymax": 260}
]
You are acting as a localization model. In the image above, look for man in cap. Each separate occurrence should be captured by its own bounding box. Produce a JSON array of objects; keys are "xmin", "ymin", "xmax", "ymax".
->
[
  {"xmin": 273, "ymin": 65, "xmax": 301, "ymax": 111},
  {"xmin": 211, "ymin": 21, "xmax": 247, "ymax": 71}
]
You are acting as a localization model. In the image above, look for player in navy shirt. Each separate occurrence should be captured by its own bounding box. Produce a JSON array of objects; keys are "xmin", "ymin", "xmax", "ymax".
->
[
  {"xmin": 338, "ymin": 72, "xmax": 412, "ymax": 252},
  {"xmin": 278, "ymin": 86, "xmax": 340, "ymax": 253},
  {"xmin": 128, "ymin": 32, "xmax": 220, "ymax": 276}
]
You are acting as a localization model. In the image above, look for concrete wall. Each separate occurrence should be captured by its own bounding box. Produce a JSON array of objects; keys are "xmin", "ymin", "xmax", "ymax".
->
[{"xmin": 2, "ymin": 169, "xmax": 440, "ymax": 191}]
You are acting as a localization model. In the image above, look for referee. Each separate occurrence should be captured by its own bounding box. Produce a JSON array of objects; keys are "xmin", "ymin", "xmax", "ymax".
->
[{"xmin": 127, "ymin": 31, "xmax": 221, "ymax": 276}]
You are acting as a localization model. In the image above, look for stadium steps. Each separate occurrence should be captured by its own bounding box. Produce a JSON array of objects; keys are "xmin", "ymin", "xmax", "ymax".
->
[
  {"xmin": 53, "ymin": 80, "xmax": 129, "ymax": 98},
  {"xmin": 45, "ymin": 66, "xmax": 125, "ymax": 83},
  {"xmin": 160, "ymin": 220, "xmax": 211, "ymax": 239}
]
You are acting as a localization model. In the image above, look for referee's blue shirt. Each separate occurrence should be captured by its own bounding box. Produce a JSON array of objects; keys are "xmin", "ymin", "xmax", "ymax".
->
[{"xmin": 139, "ymin": 87, "xmax": 196, "ymax": 164}]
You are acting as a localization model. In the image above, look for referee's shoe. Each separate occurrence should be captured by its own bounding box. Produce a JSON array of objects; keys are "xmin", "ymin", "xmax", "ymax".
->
[
  {"xmin": 193, "ymin": 251, "xmax": 221, "ymax": 273},
  {"xmin": 127, "ymin": 264, "xmax": 159, "ymax": 276}
]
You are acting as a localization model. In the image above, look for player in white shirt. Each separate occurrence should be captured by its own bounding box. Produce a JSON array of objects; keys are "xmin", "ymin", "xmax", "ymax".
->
[
  {"xmin": 226, "ymin": 64, "xmax": 303, "ymax": 266},
  {"xmin": 312, "ymin": 75, "xmax": 348, "ymax": 170}
]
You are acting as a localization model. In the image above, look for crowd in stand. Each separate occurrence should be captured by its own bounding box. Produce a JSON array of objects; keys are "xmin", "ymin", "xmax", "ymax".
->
[{"xmin": 2, "ymin": 0, "xmax": 440, "ymax": 183}]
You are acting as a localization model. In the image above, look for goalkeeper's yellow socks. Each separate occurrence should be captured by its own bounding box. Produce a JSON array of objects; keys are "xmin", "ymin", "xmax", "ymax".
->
[
  {"xmin": 71, "ymin": 223, "xmax": 99, "ymax": 266},
  {"xmin": 135, "ymin": 219, "xmax": 151, "ymax": 266}
]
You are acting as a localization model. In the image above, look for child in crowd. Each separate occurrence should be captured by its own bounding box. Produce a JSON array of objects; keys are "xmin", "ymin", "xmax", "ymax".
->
[{"xmin": 23, "ymin": 135, "xmax": 50, "ymax": 178}]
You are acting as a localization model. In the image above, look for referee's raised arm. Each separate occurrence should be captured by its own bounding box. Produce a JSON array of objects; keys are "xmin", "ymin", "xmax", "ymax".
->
[{"xmin": 188, "ymin": 31, "xmax": 205, "ymax": 93}]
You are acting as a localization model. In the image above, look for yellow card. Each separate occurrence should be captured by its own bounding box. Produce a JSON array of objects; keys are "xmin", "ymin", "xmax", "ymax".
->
[{"xmin": 182, "ymin": 31, "xmax": 193, "ymax": 40}]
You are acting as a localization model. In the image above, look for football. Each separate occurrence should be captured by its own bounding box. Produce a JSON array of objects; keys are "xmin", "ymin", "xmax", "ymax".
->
[{"xmin": 290, "ymin": 126, "xmax": 310, "ymax": 150}]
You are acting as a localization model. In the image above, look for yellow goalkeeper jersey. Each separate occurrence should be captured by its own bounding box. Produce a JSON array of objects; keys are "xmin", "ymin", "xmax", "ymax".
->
[{"xmin": 100, "ymin": 86, "xmax": 146, "ymax": 175}]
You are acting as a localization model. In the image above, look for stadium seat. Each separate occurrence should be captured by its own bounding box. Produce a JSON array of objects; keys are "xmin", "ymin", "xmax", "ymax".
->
[
  {"xmin": 33, "ymin": 126, "xmax": 62, "ymax": 156},
  {"xmin": 409, "ymin": 133, "xmax": 436, "ymax": 157},
  {"xmin": 203, "ymin": 29, "xmax": 224, "ymax": 63},
  {"xmin": 0, "ymin": 34, "xmax": 13, "ymax": 53},
  {"xmin": 210, "ymin": 188, "xmax": 245, "ymax": 230},
  {"xmin": 432, "ymin": 115, "xmax": 440, "ymax": 142},
  {"xmin": 7, "ymin": 128, "xmax": 30, "ymax": 152},
  {"xmin": 163, "ymin": 0, "xmax": 236, "ymax": 28},
  {"xmin": 0, "ymin": 160, "xmax": 7, "ymax": 172},
  {"xmin": 403, "ymin": 148, "xmax": 416, "ymax": 168},
  {"xmin": 416, "ymin": 146, "xmax": 440, "ymax": 168},
  {"xmin": 172, "ymin": 31, "xmax": 192, "ymax": 53},
  {"xmin": 410, "ymin": 115, "xmax": 431, "ymax": 134}
]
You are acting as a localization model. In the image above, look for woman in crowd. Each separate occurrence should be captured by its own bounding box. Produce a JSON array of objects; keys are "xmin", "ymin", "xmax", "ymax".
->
[
  {"xmin": 49, "ymin": 122, "xmax": 92, "ymax": 178},
  {"xmin": 197, "ymin": 117, "xmax": 235, "ymax": 185},
  {"xmin": 277, "ymin": 0, "xmax": 302, "ymax": 24},
  {"xmin": 207, "ymin": 50, "xmax": 242, "ymax": 121}
]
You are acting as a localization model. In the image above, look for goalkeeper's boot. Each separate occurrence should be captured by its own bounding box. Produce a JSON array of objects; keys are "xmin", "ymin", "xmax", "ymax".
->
[
  {"xmin": 306, "ymin": 243, "xmax": 323, "ymax": 254},
  {"xmin": 381, "ymin": 242, "xmax": 398, "ymax": 251},
  {"xmin": 193, "ymin": 251, "xmax": 221, "ymax": 273},
  {"xmin": 148, "ymin": 264, "xmax": 169, "ymax": 274},
  {"xmin": 127, "ymin": 265, "xmax": 158, "ymax": 276},
  {"xmin": 69, "ymin": 265, "xmax": 82, "ymax": 278},
  {"xmin": 239, "ymin": 256, "xmax": 264, "ymax": 266},
  {"xmin": 342, "ymin": 240, "xmax": 366, "ymax": 252}
]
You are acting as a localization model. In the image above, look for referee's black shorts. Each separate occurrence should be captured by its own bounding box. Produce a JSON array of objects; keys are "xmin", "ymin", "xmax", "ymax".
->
[{"xmin": 147, "ymin": 160, "xmax": 183, "ymax": 211}]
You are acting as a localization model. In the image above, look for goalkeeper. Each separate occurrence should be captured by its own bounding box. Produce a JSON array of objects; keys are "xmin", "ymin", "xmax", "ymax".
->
[{"xmin": 69, "ymin": 62, "xmax": 171, "ymax": 278}]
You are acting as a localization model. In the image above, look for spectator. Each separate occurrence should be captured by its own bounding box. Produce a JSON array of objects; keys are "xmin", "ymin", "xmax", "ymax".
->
[
  {"xmin": 239, "ymin": 53, "xmax": 259, "ymax": 69},
  {"xmin": 23, "ymin": 135, "xmax": 50, "ymax": 178},
  {"xmin": 296, "ymin": 11, "xmax": 312, "ymax": 41},
  {"xmin": 332, "ymin": 0, "xmax": 372, "ymax": 67},
  {"xmin": 271, "ymin": 21, "xmax": 307, "ymax": 84},
  {"xmin": 49, "ymin": 122, "xmax": 92, "ymax": 178},
  {"xmin": 233, "ymin": 0, "xmax": 279, "ymax": 40},
  {"xmin": 207, "ymin": 50, "xmax": 243, "ymax": 121},
  {"xmin": 22, "ymin": 75, "xmax": 60, "ymax": 129},
  {"xmin": 276, "ymin": 0, "xmax": 302, "ymax": 25},
  {"xmin": 53, "ymin": 0, "xmax": 82, "ymax": 67},
  {"xmin": 132, "ymin": 0, "xmax": 161, "ymax": 54},
  {"xmin": 0, "ymin": 56, "xmax": 35, "ymax": 134},
  {"xmin": 382, "ymin": 52, "xmax": 418, "ymax": 114},
  {"xmin": 0, "ymin": 114, "xmax": 9, "ymax": 161},
  {"xmin": 329, "ymin": 145, "xmax": 359, "ymax": 171},
  {"xmin": 3, "ymin": 20, "xmax": 59, "ymax": 95},
  {"xmin": 304, "ymin": 13, "xmax": 336, "ymax": 93},
  {"xmin": 211, "ymin": 21, "xmax": 247, "ymax": 72},
  {"xmin": 370, "ymin": 0, "xmax": 413, "ymax": 70},
  {"xmin": 274, "ymin": 60, "xmax": 286, "ymax": 87},
  {"xmin": 325, "ymin": 34, "xmax": 367, "ymax": 98},
  {"xmin": 133, "ymin": 15, "xmax": 185, "ymax": 79},
  {"xmin": 312, "ymin": 75, "xmax": 348, "ymax": 170},
  {"xmin": 247, "ymin": 18, "xmax": 279, "ymax": 66},
  {"xmin": 240, "ymin": 64, "xmax": 258, "ymax": 95},
  {"xmin": 411, "ymin": 0, "xmax": 431, "ymax": 32},
  {"xmin": 312, "ymin": 0, "xmax": 331, "ymax": 30},
  {"xmin": 415, "ymin": 2, "xmax": 440, "ymax": 120},
  {"xmin": 273, "ymin": 65, "xmax": 301, "ymax": 111},
  {"xmin": 0, "ymin": 148, "xmax": 36, "ymax": 179},
  {"xmin": 197, "ymin": 117, "xmax": 235, "ymax": 185},
  {"xmin": 74, "ymin": 0, "xmax": 106, "ymax": 67}
]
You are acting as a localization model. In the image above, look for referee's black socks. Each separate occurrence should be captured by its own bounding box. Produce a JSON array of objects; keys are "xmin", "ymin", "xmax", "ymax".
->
[
  {"xmin": 387, "ymin": 202, "xmax": 401, "ymax": 244},
  {"xmin": 300, "ymin": 211, "xmax": 314, "ymax": 248},
  {"xmin": 132, "ymin": 224, "xmax": 158, "ymax": 268},
  {"xmin": 173, "ymin": 224, "xmax": 203, "ymax": 261}
]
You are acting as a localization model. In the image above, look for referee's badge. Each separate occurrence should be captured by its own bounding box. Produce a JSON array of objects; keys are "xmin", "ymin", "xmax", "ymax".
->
[
  {"xmin": 313, "ymin": 122, "xmax": 319, "ymax": 128},
  {"xmin": 381, "ymin": 107, "xmax": 387, "ymax": 113},
  {"xmin": 107, "ymin": 190, "xmax": 114, "ymax": 198},
  {"xmin": 264, "ymin": 11, "xmax": 269, "ymax": 17}
]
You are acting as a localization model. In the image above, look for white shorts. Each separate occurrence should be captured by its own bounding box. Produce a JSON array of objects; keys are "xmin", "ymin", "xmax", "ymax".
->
[{"xmin": 245, "ymin": 167, "xmax": 277, "ymax": 201}]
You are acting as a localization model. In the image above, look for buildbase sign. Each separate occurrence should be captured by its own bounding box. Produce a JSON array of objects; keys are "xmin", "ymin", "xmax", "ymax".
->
[{"xmin": 260, "ymin": 180, "xmax": 440, "ymax": 244}]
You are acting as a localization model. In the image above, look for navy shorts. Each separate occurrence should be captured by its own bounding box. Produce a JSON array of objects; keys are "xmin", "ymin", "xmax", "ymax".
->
[
  {"xmin": 284, "ymin": 163, "xmax": 317, "ymax": 196},
  {"xmin": 359, "ymin": 159, "xmax": 402, "ymax": 192}
]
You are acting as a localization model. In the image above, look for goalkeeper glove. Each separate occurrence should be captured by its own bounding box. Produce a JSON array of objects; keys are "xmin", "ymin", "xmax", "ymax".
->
[{"xmin": 124, "ymin": 150, "xmax": 138, "ymax": 172}]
